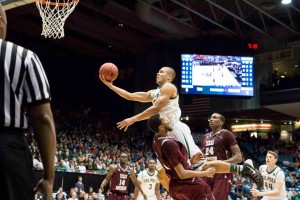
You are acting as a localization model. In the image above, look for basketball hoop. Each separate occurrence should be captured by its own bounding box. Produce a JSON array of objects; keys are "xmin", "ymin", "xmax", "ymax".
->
[{"xmin": 35, "ymin": 0, "xmax": 79, "ymax": 39}]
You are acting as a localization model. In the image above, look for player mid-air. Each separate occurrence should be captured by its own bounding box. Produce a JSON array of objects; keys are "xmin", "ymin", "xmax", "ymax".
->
[{"xmin": 100, "ymin": 66, "xmax": 204, "ymax": 168}]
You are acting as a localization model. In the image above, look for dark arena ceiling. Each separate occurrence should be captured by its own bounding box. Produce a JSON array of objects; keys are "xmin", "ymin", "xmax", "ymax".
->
[
  {"xmin": 2, "ymin": 0, "xmax": 300, "ymax": 122},
  {"xmin": 2, "ymin": 0, "xmax": 300, "ymax": 58}
]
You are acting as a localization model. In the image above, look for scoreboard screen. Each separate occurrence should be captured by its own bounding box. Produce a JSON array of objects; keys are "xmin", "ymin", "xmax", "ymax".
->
[{"xmin": 181, "ymin": 54, "xmax": 254, "ymax": 97}]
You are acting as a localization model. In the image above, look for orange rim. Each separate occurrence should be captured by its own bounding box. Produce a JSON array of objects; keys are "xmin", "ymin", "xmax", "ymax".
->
[{"xmin": 36, "ymin": 0, "xmax": 79, "ymax": 6}]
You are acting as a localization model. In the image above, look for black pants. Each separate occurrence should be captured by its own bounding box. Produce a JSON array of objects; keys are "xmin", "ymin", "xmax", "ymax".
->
[{"xmin": 0, "ymin": 129, "xmax": 34, "ymax": 200}]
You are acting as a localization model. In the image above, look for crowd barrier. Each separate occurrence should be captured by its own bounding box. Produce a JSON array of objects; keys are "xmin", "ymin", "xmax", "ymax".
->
[{"xmin": 34, "ymin": 170, "xmax": 134, "ymax": 194}]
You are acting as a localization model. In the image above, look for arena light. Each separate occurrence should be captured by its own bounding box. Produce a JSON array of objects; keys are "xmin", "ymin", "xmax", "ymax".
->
[
  {"xmin": 231, "ymin": 124, "xmax": 272, "ymax": 132},
  {"xmin": 281, "ymin": 0, "xmax": 292, "ymax": 4}
]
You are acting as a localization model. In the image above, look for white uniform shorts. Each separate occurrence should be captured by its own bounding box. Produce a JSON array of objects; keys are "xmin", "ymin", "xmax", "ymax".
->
[{"xmin": 170, "ymin": 121, "xmax": 201, "ymax": 158}]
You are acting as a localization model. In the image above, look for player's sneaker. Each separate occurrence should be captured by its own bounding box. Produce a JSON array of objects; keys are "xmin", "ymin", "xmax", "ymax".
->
[
  {"xmin": 240, "ymin": 159, "xmax": 263, "ymax": 189},
  {"xmin": 192, "ymin": 158, "xmax": 207, "ymax": 171}
]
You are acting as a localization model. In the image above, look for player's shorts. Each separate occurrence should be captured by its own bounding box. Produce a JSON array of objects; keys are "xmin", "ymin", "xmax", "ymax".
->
[
  {"xmin": 202, "ymin": 173, "xmax": 233, "ymax": 200},
  {"xmin": 170, "ymin": 121, "xmax": 201, "ymax": 158},
  {"xmin": 169, "ymin": 177, "xmax": 215, "ymax": 200},
  {"xmin": 108, "ymin": 192, "xmax": 128, "ymax": 200}
]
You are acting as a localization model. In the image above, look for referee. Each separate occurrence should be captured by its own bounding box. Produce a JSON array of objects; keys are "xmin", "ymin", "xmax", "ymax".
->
[{"xmin": 0, "ymin": 4, "xmax": 56, "ymax": 200}]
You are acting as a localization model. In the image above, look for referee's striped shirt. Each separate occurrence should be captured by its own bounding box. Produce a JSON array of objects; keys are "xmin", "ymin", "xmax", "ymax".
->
[{"xmin": 0, "ymin": 39, "xmax": 51, "ymax": 129}]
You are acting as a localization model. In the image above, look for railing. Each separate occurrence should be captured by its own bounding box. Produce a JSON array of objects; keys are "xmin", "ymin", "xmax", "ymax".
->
[{"xmin": 33, "ymin": 170, "xmax": 134, "ymax": 194}]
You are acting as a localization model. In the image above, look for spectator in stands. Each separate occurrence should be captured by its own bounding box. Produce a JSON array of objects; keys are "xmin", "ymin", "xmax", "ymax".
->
[
  {"xmin": 87, "ymin": 186, "xmax": 94, "ymax": 196},
  {"xmin": 129, "ymin": 192, "xmax": 134, "ymax": 200},
  {"xmin": 272, "ymin": 69, "xmax": 280, "ymax": 87},
  {"xmin": 242, "ymin": 177, "xmax": 252, "ymax": 198},
  {"xmin": 86, "ymin": 159, "xmax": 94, "ymax": 170},
  {"xmin": 33, "ymin": 153, "xmax": 44, "ymax": 170},
  {"xmin": 82, "ymin": 193, "xmax": 89, "ymax": 200},
  {"xmin": 67, "ymin": 191, "xmax": 78, "ymax": 200},
  {"xmin": 74, "ymin": 187, "xmax": 80, "ymax": 197},
  {"xmin": 64, "ymin": 158, "xmax": 70, "ymax": 169},
  {"xmin": 72, "ymin": 149, "xmax": 79, "ymax": 159},
  {"xmin": 54, "ymin": 187, "xmax": 67, "ymax": 200},
  {"xmin": 160, "ymin": 188, "xmax": 168, "ymax": 200},
  {"xmin": 56, "ymin": 159, "xmax": 67, "ymax": 172},
  {"xmin": 64, "ymin": 149, "xmax": 71, "ymax": 160},
  {"xmin": 65, "ymin": 160, "xmax": 71, "ymax": 172},
  {"xmin": 235, "ymin": 175, "xmax": 243, "ymax": 194},
  {"xmin": 55, "ymin": 192, "xmax": 64, "ymax": 200},
  {"xmin": 287, "ymin": 188, "xmax": 296, "ymax": 200},
  {"xmin": 286, "ymin": 172, "xmax": 297, "ymax": 188},
  {"xmin": 57, "ymin": 150, "xmax": 64, "ymax": 162},
  {"xmin": 96, "ymin": 195, "xmax": 105, "ymax": 200},
  {"xmin": 75, "ymin": 176, "xmax": 85, "ymax": 194},
  {"xmin": 295, "ymin": 192, "xmax": 300, "ymax": 200},
  {"xmin": 92, "ymin": 160, "xmax": 99, "ymax": 170},
  {"xmin": 66, "ymin": 187, "xmax": 76, "ymax": 199},
  {"xmin": 54, "ymin": 150, "xmax": 59, "ymax": 163},
  {"xmin": 78, "ymin": 161, "xmax": 87, "ymax": 173}
]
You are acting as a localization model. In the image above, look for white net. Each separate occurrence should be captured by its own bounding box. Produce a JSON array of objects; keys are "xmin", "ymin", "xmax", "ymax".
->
[{"xmin": 35, "ymin": 0, "xmax": 79, "ymax": 39}]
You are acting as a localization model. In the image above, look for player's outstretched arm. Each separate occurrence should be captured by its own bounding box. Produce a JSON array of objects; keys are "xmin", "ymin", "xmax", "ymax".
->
[
  {"xmin": 117, "ymin": 83, "xmax": 174, "ymax": 131},
  {"xmin": 130, "ymin": 168, "xmax": 147, "ymax": 199},
  {"xmin": 100, "ymin": 165, "xmax": 115, "ymax": 192},
  {"xmin": 133, "ymin": 181, "xmax": 140, "ymax": 200},
  {"xmin": 174, "ymin": 163, "xmax": 216, "ymax": 179},
  {"xmin": 155, "ymin": 182, "xmax": 161, "ymax": 200},
  {"xmin": 157, "ymin": 168, "xmax": 170, "ymax": 192},
  {"xmin": 99, "ymin": 75, "xmax": 151, "ymax": 102}
]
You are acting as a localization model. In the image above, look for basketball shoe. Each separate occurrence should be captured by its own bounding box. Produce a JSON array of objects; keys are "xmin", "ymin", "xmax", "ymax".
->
[{"xmin": 240, "ymin": 159, "xmax": 264, "ymax": 189}]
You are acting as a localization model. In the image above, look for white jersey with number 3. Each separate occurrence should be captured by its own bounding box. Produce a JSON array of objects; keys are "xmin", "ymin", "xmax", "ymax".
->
[
  {"xmin": 259, "ymin": 165, "xmax": 287, "ymax": 200},
  {"xmin": 136, "ymin": 169, "xmax": 159, "ymax": 200}
]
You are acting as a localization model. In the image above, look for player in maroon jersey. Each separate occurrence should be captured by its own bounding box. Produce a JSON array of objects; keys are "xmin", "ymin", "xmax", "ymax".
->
[
  {"xmin": 148, "ymin": 113, "xmax": 263, "ymax": 200},
  {"xmin": 200, "ymin": 113, "xmax": 244, "ymax": 200},
  {"xmin": 150, "ymin": 114, "xmax": 216, "ymax": 200},
  {"xmin": 100, "ymin": 152, "xmax": 146, "ymax": 200}
]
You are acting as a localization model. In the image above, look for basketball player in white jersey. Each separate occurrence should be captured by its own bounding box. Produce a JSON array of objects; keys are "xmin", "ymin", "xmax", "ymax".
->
[
  {"xmin": 100, "ymin": 66, "xmax": 204, "ymax": 168},
  {"xmin": 251, "ymin": 150, "xmax": 287, "ymax": 200},
  {"xmin": 134, "ymin": 159, "xmax": 160, "ymax": 200}
]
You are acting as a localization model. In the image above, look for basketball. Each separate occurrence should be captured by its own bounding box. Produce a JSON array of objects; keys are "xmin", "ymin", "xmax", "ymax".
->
[{"xmin": 99, "ymin": 62, "xmax": 119, "ymax": 82}]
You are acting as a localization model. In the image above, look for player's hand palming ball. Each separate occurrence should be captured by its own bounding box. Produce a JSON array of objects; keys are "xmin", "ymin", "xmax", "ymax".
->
[{"xmin": 99, "ymin": 62, "xmax": 119, "ymax": 82}]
